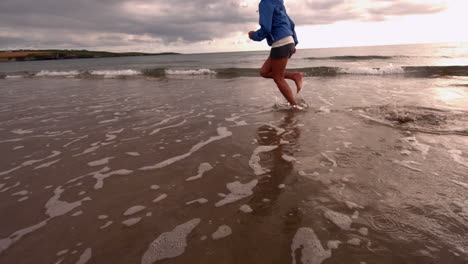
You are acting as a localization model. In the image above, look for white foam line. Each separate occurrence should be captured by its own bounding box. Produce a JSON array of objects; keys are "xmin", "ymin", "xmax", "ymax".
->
[
  {"xmin": 392, "ymin": 160, "xmax": 423, "ymax": 172},
  {"xmin": 448, "ymin": 149, "xmax": 468, "ymax": 168},
  {"xmin": 67, "ymin": 167, "xmax": 110, "ymax": 184},
  {"xmin": 0, "ymin": 166, "xmax": 22, "ymax": 177},
  {"xmin": 99, "ymin": 221, "xmax": 113, "ymax": 229},
  {"xmin": 93, "ymin": 169, "xmax": 133, "ymax": 189},
  {"xmin": 225, "ymin": 116, "xmax": 248, "ymax": 126},
  {"xmin": 186, "ymin": 198, "xmax": 208, "ymax": 205},
  {"xmin": 34, "ymin": 159, "xmax": 60, "ymax": 170},
  {"xmin": 0, "ymin": 220, "xmax": 48, "ymax": 254},
  {"xmin": 165, "ymin": 69, "xmax": 216, "ymax": 75},
  {"xmin": 0, "ymin": 186, "xmax": 91, "ymax": 254},
  {"xmin": 134, "ymin": 111, "xmax": 194, "ymax": 131},
  {"xmin": 141, "ymin": 218, "xmax": 201, "ymax": 264},
  {"xmin": 0, "ymin": 138, "xmax": 23, "ymax": 143},
  {"xmin": 359, "ymin": 114, "xmax": 394, "ymax": 127},
  {"xmin": 450, "ymin": 180, "xmax": 468, "ymax": 189},
  {"xmin": 123, "ymin": 205, "xmax": 146, "ymax": 216},
  {"xmin": 318, "ymin": 95, "xmax": 333, "ymax": 106},
  {"xmin": 56, "ymin": 249, "xmax": 69, "ymax": 256},
  {"xmin": 32, "ymin": 130, "xmax": 73, "ymax": 138},
  {"xmin": 122, "ymin": 217, "xmax": 142, "ymax": 227},
  {"xmin": 0, "ymin": 182, "xmax": 20, "ymax": 193},
  {"xmin": 225, "ymin": 109, "xmax": 271, "ymax": 124},
  {"xmin": 36, "ymin": 70, "xmax": 79, "ymax": 77},
  {"xmin": 12, "ymin": 190, "xmax": 28, "ymax": 196},
  {"xmin": 63, "ymin": 135, "xmax": 89, "ymax": 148},
  {"xmin": 23, "ymin": 151, "xmax": 61, "ymax": 166},
  {"xmin": 11, "ymin": 129, "xmax": 33, "ymax": 135},
  {"xmin": 99, "ymin": 118, "xmax": 119, "ymax": 124},
  {"xmin": 140, "ymin": 127, "xmax": 232, "ymax": 171},
  {"xmin": 90, "ymin": 69, "xmax": 141, "ymax": 77},
  {"xmin": 0, "ymin": 151, "xmax": 61, "ymax": 176},
  {"xmin": 105, "ymin": 134, "xmax": 117, "ymax": 141},
  {"xmin": 121, "ymin": 137, "xmax": 140, "ymax": 141},
  {"xmin": 109, "ymin": 128, "xmax": 124, "ymax": 134},
  {"xmin": 249, "ymin": 145, "xmax": 278, "ymax": 175},
  {"xmin": 150, "ymin": 119, "xmax": 187, "ymax": 136},
  {"xmin": 186, "ymin": 163, "xmax": 213, "ymax": 181},
  {"xmin": 215, "ymin": 180, "xmax": 258, "ymax": 207},
  {"xmin": 74, "ymin": 146, "xmax": 100, "ymax": 156},
  {"xmin": 76, "ymin": 248, "xmax": 92, "ymax": 264},
  {"xmin": 321, "ymin": 152, "xmax": 337, "ymax": 167},
  {"xmin": 153, "ymin": 194, "xmax": 168, "ymax": 203},
  {"xmin": 266, "ymin": 123, "xmax": 286, "ymax": 135},
  {"xmin": 87, "ymin": 157, "xmax": 114, "ymax": 167}
]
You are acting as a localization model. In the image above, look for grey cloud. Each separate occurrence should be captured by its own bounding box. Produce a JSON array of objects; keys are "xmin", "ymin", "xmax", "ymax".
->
[
  {"xmin": 289, "ymin": 0, "xmax": 446, "ymax": 25},
  {"xmin": 305, "ymin": 0, "xmax": 345, "ymax": 10},
  {"xmin": 368, "ymin": 1, "xmax": 446, "ymax": 16},
  {"xmin": 0, "ymin": 0, "xmax": 448, "ymax": 50}
]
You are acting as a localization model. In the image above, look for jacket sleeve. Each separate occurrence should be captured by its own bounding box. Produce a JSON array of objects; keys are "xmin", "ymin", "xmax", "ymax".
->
[
  {"xmin": 251, "ymin": 1, "xmax": 274, "ymax": 42},
  {"xmin": 288, "ymin": 16, "xmax": 299, "ymax": 46}
]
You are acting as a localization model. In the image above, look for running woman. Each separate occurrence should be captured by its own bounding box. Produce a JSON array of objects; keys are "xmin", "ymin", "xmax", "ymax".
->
[{"xmin": 249, "ymin": 0, "xmax": 303, "ymax": 107}]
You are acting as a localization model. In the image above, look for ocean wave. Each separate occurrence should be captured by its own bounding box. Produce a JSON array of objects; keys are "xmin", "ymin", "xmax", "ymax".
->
[
  {"xmin": 305, "ymin": 55, "xmax": 398, "ymax": 61},
  {"xmin": 89, "ymin": 69, "xmax": 142, "ymax": 77},
  {"xmin": 164, "ymin": 69, "xmax": 217, "ymax": 75},
  {"xmin": 338, "ymin": 65, "xmax": 405, "ymax": 75},
  {"xmin": 36, "ymin": 70, "xmax": 80, "ymax": 77},
  {"xmin": 3, "ymin": 65, "xmax": 468, "ymax": 80}
]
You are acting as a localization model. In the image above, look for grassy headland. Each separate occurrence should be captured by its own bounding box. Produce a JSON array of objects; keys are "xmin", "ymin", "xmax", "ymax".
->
[{"xmin": 0, "ymin": 50, "xmax": 180, "ymax": 62}]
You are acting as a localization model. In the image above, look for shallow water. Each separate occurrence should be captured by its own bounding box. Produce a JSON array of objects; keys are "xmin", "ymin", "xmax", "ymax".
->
[{"xmin": 0, "ymin": 72, "xmax": 467, "ymax": 263}]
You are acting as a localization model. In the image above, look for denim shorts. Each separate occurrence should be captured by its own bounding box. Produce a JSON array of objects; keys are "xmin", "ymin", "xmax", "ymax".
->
[{"xmin": 270, "ymin": 43, "xmax": 295, "ymax": 59}]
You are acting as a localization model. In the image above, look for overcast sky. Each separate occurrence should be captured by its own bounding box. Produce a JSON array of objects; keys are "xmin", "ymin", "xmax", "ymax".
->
[{"xmin": 0, "ymin": 0, "xmax": 466, "ymax": 53}]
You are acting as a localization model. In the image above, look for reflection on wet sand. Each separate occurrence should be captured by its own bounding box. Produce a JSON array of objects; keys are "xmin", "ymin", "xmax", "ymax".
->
[{"xmin": 250, "ymin": 112, "xmax": 302, "ymax": 215}]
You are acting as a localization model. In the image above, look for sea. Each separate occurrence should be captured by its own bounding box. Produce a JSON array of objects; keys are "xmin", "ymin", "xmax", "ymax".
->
[{"xmin": 0, "ymin": 42, "xmax": 467, "ymax": 264}]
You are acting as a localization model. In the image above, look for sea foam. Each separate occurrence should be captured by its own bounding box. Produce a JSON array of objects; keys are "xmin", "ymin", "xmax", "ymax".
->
[
  {"xmin": 338, "ymin": 65, "xmax": 405, "ymax": 75},
  {"xmin": 165, "ymin": 69, "xmax": 216, "ymax": 75},
  {"xmin": 141, "ymin": 218, "xmax": 201, "ymax": 264},
  {"xmin": 90, "ymin": 69, "xmax": 141, "ymax": 77},
  {"xmin": 291, "ymin": 228, "xmax": 331, "ymax": 264},
  {"xmin": 36, "ymin": 70, "xmax": 79, "ymax": 77}
]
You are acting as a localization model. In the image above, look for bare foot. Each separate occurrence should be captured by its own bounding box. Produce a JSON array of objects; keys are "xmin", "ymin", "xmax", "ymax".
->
[{"xmin": 294, "ymin": 72, "xmax": 303, "ymax": 93}]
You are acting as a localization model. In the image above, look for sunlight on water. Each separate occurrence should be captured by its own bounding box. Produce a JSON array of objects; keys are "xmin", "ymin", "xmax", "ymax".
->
[{"xmin": 434, "ymin": 87, "xmax": 466, "ymax": 103}]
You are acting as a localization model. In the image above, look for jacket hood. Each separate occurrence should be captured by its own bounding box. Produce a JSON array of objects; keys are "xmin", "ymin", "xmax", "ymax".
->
[{"xmin": 264, "ymin": 0, "xmax": 284, "ymax": 4}]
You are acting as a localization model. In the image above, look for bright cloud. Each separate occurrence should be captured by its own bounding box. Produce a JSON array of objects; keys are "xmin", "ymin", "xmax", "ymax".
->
[{"xmin": 0, "ymin": 0, "xmax": 465, "ymax": 52}]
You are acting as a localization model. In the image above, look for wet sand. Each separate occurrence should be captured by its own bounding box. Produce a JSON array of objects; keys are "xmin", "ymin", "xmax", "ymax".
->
[{"xmin": 0, "ymin": 76, "xmax": 467, "ymax": 264}]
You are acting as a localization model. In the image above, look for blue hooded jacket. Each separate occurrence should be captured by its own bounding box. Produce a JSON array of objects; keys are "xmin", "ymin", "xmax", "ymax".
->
[{"xmin": 251, "ymin": 0, "xmax": 298, "ymax": 46}]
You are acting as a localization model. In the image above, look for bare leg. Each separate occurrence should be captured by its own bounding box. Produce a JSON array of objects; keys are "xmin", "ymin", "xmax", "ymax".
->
[
  {"xmin": 271, "ymin": 57, "xmax": 298, "ymax": 105},
  {"xmin": 295, "ymin": 72, "xmax": 303, "ymax": 93},
  {"xmin": 260, "ymin": 57, "xmax": 303, "ymax": 93}
]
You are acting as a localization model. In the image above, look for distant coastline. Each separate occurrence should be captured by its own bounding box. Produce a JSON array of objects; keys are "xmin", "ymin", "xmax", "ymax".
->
[{"xmin": 0, "ymin": 50, "xmax": 180, "ymax": 62}]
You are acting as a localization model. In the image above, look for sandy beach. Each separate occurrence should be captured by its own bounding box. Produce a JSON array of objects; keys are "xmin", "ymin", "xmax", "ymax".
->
[{"xmin": 0, "ymin": 71, "xmax": 466, "ymax": 263}]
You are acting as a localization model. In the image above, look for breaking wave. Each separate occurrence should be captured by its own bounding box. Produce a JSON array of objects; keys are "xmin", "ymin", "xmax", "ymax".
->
[
  {"xmin": 353, "ymin": 104, "xmax": 468, "ymax": 136},
  {"xmin": 3, "ymin": 65, "xmax": 468, "ymax": 79},
  {"xmin": 36, "ymin": 70, "xmax": 80, "ymax": 77},
  {"xmin": 164, "ymin": 69, "xmax": 216, "ymax": 75},
  {"xmin": 89, "ymin": 69, "xmax": 142, "ymax": 77},
  {"xmin": 305, "ymin": 55, "xmax": 401, "ymax": 61}
]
